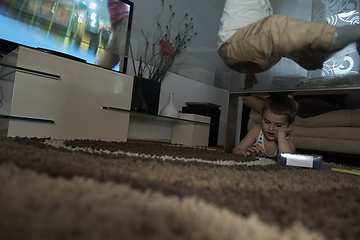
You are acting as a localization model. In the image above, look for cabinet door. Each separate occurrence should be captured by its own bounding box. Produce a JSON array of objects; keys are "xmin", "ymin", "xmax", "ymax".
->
[{"xmin": 8, "ymin": 69, "xmax": 63, "ymax": 138}]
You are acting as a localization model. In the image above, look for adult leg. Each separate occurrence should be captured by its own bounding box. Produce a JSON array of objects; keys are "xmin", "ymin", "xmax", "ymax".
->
[
  {"xmin": 218, "ymin": 16, "xmax": 281, "ymax": 73},
  {"xmin": 97, "ymin": 18, "xmax": 128, "ymax": 71},
  {"xmin": 98, "ymin": 50, "xmax": 120, "ymax": 69},
  {"xmin": 269, "ymin": 15, "xmax": 336, "ymax": 70},
  {"xmin": 221, "ymin": 15, "xmax": 337, "ymax": 72}
]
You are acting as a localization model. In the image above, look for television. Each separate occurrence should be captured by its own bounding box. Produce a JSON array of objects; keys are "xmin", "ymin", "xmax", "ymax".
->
[{"xmin": 0, "ymin": 0, "xmax": 134, "ymax": 73}]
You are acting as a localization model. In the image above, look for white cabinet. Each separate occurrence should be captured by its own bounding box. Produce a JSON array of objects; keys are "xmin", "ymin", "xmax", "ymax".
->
[
  {"xmin": 0, "ymin": 46, "xmax": 133, "ymax": 142},
  {"xmin": 171, "ymin": 114, "xmax": 211, "ymax": 146}
]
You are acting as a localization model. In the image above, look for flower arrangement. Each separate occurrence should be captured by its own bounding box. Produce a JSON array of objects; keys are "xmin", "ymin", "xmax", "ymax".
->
[{"xmin": 134, "ymin": 0, "xmax": 197, "ymax": 82}]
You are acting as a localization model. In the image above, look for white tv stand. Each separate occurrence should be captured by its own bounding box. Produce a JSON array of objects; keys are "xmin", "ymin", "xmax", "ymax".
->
[
  {"xmin": 0, "ymin": 46, "xmax": 212, "ymax": 146},
  {"xmin": 0, "ymin": 46, "xmax": 133, "ymax": 142}
]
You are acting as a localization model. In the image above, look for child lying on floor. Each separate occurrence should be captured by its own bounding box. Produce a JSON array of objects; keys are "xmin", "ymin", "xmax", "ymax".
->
[{"xmin": 232, "ymin": 94, "xmax": 298, "ymax": 157}]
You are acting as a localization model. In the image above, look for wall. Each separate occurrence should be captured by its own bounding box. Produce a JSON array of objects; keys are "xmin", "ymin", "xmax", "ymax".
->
[{"xmin": 129, "ymin": 0, "xmax": 230, "ymax": 90}]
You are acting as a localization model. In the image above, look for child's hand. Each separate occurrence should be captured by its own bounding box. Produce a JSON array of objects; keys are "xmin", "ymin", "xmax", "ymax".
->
[
  {"xmin": 275, "ymin": 126, "xmax": 293, "ymax": 140},
  {"xmin": 243, "ymin": 145, "xmax": 264, "ymax": 157}
]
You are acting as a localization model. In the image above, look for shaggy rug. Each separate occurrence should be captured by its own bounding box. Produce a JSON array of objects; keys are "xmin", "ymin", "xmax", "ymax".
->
[{"xmin": 0, "ymin": 136, "xmax": 359, "ymax": 240}]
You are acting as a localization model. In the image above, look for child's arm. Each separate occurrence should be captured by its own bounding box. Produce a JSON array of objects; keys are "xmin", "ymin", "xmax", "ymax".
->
[
  {"xmin": 232, "ymin": 124, "xmax": 263, "ymax": 157},
  {"xmin": 275, "ymin": 126, "xmax": 296, "ymax": 154}
]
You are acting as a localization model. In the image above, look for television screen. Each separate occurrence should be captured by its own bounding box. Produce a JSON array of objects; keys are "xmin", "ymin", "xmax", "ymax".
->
[{"xmin": 0, "ymin": 0, "xmax": 134, "ymax": 73}]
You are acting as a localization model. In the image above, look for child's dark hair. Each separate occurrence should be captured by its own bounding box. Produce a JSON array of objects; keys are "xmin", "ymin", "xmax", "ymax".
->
[{"xmin": 261, "ymin": 94, "xmax": 298, "ymax": 123}]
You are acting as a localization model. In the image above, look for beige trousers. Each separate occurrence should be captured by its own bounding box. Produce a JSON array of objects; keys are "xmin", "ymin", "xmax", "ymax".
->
[{"xmin": 219, "ymin": 14, "xmax": 337, "ymax": 73}]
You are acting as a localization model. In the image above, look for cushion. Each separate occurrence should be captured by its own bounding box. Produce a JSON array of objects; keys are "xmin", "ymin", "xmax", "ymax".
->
[
  {"xmin": 295, "ymin": 110, "xmax": 353, "ymax": 127},
  {"xmin": 351, "ymin": 109, "xmax": 360, "ymax": 127},
  {"xmin": 293, "ymin": 126, "xmax": 360, "ymax": 141},
  {"xmin": 245, "ymin": 96, "xmax": 356, "ymax": 127},
  {"xmin": 242, "ymin": 96, "xmax": 264, "ymax": 113},
  {"xmin": 293, "ymin": 136, "xmax": 360, "ymax": 154}
]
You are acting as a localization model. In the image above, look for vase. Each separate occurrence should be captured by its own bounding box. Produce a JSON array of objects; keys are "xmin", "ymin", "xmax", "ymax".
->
[
  {"xmin": 131, "ymin": 76, "xmax": 147, "ymax": 112},
  {"xmin": 140, "ymin": 78, "xmax": 161, "ymax": 115},
  {"xmin": 160, "ymin": 92, "xmax": 179, "ymax": 118}
]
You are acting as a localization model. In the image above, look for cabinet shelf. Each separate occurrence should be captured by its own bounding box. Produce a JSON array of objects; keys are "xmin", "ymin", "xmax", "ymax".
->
[
  {"xmin": 0, "ymin": 114, "xmax": 55, "ymax": 123},
  {"xmin": 0, "ymin": 62, "xmax": 61, "ymax": 80},
  {"xmin": 102, "ymin": 106, "xmax": 213, "ymax": 126}
]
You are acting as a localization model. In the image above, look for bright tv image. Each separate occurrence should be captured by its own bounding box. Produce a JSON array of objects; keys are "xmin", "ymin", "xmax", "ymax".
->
[{"xmin": 0, "ymin": 0, "xmax": 134, "ymax": 73}]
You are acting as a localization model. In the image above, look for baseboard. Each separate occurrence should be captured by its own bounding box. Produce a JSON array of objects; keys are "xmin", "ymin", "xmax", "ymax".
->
[{"xmin": 127, "ymin": 139, "xmax": 171, "ymax": 145}]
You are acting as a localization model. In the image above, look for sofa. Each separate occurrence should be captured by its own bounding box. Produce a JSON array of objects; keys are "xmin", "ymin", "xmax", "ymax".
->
[{"xmin": 242, "ymin": 95, "xmax": 360, "ymax": 155}]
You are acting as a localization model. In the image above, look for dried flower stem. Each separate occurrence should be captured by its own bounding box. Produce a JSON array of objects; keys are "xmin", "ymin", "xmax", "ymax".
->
[{"xmin": 138, "ymin": 0, "xmax": 197, "ymax": 82}]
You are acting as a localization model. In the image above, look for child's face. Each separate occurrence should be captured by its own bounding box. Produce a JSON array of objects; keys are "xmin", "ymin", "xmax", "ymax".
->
[{"xmin": 261, "ymin": 110, "xmax": 290, "ymax": 141}]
